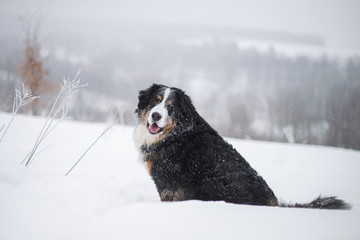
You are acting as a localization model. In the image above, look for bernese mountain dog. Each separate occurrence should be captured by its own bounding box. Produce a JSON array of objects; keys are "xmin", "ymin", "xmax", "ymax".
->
[{"xmin": 134, "ymin": 84, "xmax": 351, "ymax": 209}]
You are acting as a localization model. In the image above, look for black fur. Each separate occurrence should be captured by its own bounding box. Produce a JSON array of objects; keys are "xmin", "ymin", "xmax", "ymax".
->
[
  {"xmin": 135, "ymin": 84, "xmax": 351, "ymax": 210},
  {"xmin": 279, "ymin": 196, "xmax": 352, "ymax": 210}
]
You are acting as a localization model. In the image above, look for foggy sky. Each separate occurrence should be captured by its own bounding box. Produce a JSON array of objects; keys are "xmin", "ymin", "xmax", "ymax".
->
[{"xmin": 1, "ymin": 0, "xmax": 360, "ymax": 55}]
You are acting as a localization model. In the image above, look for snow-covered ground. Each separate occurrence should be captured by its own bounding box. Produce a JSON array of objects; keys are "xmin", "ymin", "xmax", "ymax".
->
[{"xmin": 0, "ymin": 112, "xmax": 359, "ymax": 240}]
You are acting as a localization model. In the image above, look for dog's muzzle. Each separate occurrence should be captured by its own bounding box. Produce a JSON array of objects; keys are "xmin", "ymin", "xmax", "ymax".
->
[{"xmin": 148, "ymin": 112, "xmax": 164, "ymax": 134}]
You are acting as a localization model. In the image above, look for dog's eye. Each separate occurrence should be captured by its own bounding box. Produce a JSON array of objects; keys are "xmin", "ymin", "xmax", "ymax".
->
[
  {"xmin": 167, "ymin": 104, "xmax": 173, "ymax": 112},
  {"xmin": 153, "ymin": 95, "xmax": 162, "ymax": 105}
]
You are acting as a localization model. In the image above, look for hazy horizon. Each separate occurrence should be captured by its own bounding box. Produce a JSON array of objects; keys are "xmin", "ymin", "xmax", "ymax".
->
[{"xmin": 1, "ymin": 0, "xmax": 360, "ymax": 56}]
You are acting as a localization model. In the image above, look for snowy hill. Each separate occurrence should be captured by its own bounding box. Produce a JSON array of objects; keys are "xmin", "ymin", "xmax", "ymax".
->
[{"xmin": 0, "ymin": 112, "xmax": 359, "ymax": 240}]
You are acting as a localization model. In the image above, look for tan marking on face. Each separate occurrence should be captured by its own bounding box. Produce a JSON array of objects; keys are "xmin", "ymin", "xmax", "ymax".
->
[
  {"xmin": 156, "ymin": 95, "xmax": 162, "ymax": 102},
  {"xmin": 162, "ymin": 118, "xmax": 176, "ymax": 136},
  {"xmin": 142, "ymin": 111, "xmax": 149, "ymax": 123},
  {"xmin": 140, "ymin": 109, "xmax": 146, "ymax": 118}
]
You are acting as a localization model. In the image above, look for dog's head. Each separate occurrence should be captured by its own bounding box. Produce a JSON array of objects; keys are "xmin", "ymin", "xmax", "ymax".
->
[{"xmin": 134, "ymin": 84, "xmax": 196, "ymax": 146}]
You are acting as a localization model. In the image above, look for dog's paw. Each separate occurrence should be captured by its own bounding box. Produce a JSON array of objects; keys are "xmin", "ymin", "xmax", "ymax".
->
[
  {"xmin": 160, "ymin": 190, "xmax": 174, "ymax": 201},
  {"xmin": 160, "ymin": 188, "xmax": 185, "ymax": 201}
]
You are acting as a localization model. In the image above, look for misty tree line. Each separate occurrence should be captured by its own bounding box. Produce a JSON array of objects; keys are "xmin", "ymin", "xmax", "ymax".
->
[
  {"xmin": 226, "ymin": 48, "xmax": 360, "ymax": 149},
  {"xmin": 0, "ymin": 40, "xmax": 359, "ymax": 149},
  {"xmin": 175, "ymin": 44, "xmax": 360, "ymax": 150}
]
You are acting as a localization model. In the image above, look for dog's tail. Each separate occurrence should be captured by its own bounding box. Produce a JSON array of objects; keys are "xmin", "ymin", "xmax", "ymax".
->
[{"xmin": 278, "ymin": 195, "xmax": 352, "ymax": 210}]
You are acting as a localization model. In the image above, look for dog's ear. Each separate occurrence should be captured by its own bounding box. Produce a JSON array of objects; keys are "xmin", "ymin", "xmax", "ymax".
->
[
  {"xmin": 177, "ymin": 90, "xmax": 196, "ymax": 118},
  {"xmin": 137, "ymin": 90, "xmax": 150, "ymax": 111},
  {"xmin": 137, "ymin": 84, "xmax": 162, "ymax": 110}
]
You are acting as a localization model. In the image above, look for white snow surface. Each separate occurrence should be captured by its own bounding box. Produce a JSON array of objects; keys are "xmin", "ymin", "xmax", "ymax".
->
[{"xmin": 0, "ymin": 112, "xmax": 359, "ymax": 240}]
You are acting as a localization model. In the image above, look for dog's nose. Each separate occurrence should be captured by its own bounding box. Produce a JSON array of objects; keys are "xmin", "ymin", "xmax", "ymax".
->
[{"xmin": 152, "ymin": 112, "xmax": 162, "ymax": 121}]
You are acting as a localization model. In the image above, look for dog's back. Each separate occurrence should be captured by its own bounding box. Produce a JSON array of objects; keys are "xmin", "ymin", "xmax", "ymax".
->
[{"xmin": 180, "ymin": 119, "xmax": 278, "ymax": 206}]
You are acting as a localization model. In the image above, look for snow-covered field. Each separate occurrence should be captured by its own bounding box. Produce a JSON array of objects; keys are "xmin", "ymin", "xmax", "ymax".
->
[{"xmin": 0, "ymin": 112, "xmax": 359, "ymax": 240}]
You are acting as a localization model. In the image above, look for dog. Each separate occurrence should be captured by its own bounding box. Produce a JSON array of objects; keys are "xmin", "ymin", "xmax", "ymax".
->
[{"xmin": 134, "ymin": 84, "xmax": 351, "ymax": 209}]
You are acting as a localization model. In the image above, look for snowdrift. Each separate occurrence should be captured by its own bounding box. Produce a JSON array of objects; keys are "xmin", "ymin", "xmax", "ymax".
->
[{"xmin": 0, "ymin": 112, "xmax": 359, "ymax": 240}]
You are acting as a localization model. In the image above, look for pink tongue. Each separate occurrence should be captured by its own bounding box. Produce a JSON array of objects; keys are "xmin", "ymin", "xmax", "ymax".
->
[{"xmin": 149, "ymin": 123, "xmax": 160, "ymax": 134}]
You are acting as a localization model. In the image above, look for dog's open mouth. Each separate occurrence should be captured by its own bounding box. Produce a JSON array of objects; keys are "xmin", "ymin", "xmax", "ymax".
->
[{"xmin": 148, "ymin": 123, "xmax": 164, "ymax": 134}]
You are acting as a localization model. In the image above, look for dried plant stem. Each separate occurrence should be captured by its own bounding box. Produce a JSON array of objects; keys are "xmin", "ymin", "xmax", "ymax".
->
[
  {"xmin": 0, "ymin": 113, "xmax": 16, "ymax": 143},
  {"xmin": 24, "ymin": 88, "xmax": 64, "ymax": 166},
  {"xmin": 0, "ymin": 83, "xmax": 39, "ymax": 143},
  {"xmin": 65, "ymin": 123, "xmax": 114, "ymax": 176},
  {"xmin": 24, "ymin": 70, "xmax": 86, "ymax": 166}
]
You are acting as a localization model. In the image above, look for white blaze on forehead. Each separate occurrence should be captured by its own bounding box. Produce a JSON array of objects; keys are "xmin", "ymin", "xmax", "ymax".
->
[
  {"xmin": 148, "ymin": 88, "xmax": 171, "ymax": 128},
  {"xmin": 163, "ymin": 88, "xmax": 171, "ymax": 102}
]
